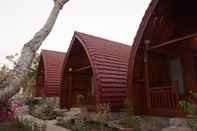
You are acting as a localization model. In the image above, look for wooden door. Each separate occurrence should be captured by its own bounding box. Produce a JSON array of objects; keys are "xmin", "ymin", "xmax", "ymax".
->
[{"xmin": 71, "ymin": 74, "xmax": 91, "ymax": 106}]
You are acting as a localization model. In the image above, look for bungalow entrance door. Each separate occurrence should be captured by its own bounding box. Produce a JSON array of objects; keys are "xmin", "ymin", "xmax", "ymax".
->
[{"xmin": 147, "ymin": 57, "xmax": 181, "ymax": 116}]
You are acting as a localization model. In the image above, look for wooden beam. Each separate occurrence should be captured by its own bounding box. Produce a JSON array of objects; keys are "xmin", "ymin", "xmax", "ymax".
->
[
  {"xmin": 148, "ymin": 32, "xmax": 197, "ymax": 50},
  {"xmin": 72, "ymin": 65, "xmax": 91, "ymax": 72}
]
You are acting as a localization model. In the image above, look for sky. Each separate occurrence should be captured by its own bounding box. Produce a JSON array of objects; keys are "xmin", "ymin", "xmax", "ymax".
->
[{"xmin": 0, "ymin": 0, "xmax": 151, "ymax": 65}]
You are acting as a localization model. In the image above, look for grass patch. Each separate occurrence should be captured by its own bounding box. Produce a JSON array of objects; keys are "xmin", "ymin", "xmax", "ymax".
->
[
  {"xmin": 0, "ymin": 118, "xmax": 46, "ymax": 131},
  {"xmin": 59, "ymin": 120, "xmax": 118, "ymax": 131}
]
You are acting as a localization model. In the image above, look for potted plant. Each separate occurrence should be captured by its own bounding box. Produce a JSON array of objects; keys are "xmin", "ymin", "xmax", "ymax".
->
[
  {"xmin": 179, "ymin": 91, "xmax": 197, "ymax": 130},
  {"xmin": 179, "ymin": 91, "xmax": 197, "ymax": 118}
]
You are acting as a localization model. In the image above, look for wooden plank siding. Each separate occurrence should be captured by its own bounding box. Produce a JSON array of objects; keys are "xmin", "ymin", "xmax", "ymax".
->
[
  {"xmin": 35, "ymin": 50, "xmax": 65, "ymax": 97},
  {"xmin": 128, "ymin": 0, "xmax": 197, "ymax": 116},
  {"xmin": 60, "ymin": 32, "xmax": 131, "ymax": 111}
]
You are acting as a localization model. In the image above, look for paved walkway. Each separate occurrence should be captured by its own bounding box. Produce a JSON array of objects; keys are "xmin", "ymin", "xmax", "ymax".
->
[{"xmin": 46, "ymin": 123, "xmax": 70, "ymax": 131}]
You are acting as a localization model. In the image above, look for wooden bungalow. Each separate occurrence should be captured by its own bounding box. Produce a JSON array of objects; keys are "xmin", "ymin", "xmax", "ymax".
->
[
  {"xmin": 128, "ymin": 0, "xmax": 197, "ymax": 116},
  {"xmin": 35, "ymin": 50, "xmax": 65, "ymax": 97},
  {"xmin": 60, "ymin": 32, "xmax": 130, "ymax": 111}
]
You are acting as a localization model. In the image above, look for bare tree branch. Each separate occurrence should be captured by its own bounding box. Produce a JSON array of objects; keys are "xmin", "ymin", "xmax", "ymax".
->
[{"xmin": 0, "ymin": 0, "xmax": 70, "ymax": 102}]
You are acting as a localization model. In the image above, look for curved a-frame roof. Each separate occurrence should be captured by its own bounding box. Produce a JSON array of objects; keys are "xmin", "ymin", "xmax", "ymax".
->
[
  {"xmin": 35, "ymin": 50, "xmax": 65, "ymax": 97},
  {"xmin": 128, "ymin": 0, "xmax": 159, "ymax": 104},
  {"xmin": 62, "ymin": 31, "xmax": 131, "ymax": 110},
  {"xmin": 128, "ymin": 0, "xmax": 197, "ymax": 114}
]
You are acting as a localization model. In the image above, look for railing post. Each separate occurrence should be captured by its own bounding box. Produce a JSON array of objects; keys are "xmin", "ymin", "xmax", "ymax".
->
[{"xmin": 173, "ymin": 81, "xmax": 179, "ymax": 107}]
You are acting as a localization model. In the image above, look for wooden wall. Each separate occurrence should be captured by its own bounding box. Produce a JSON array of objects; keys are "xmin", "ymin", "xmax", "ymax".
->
[
  {"xmin": 61, "ymin": 40, "xmax": 95, "ymax": 108},
  {"xmin": 181, "ymin": 47, "xmax": 196, "ymax": 93}
]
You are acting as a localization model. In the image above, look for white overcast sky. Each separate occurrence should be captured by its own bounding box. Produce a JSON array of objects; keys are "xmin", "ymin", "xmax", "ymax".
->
[{"xmin": 0, "ymin": 0, "xmax": 151, "ymax": 65}]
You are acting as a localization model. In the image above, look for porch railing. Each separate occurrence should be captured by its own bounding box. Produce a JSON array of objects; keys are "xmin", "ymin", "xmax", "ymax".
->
[{"xmin": 149, "ymin": 81, "xmax": 179, "ymax": 109}]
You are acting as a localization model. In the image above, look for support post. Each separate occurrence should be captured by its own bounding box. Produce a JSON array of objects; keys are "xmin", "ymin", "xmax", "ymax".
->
[
  {"xmin": 68, "ymin": 67, "xmax": 72, "ymax": 108},
  {"xmin": 144, "ymin": 40, "xmax": 151, "ymax": 110}
]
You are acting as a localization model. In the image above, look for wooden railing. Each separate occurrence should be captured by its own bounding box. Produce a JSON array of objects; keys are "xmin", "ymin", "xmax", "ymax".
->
[{"xmin": 149, "ymin": 81, "xmax": 179, "ymax": 109}]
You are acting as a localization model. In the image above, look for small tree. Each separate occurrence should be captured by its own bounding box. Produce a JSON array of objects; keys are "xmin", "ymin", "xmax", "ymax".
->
[
  {"xmin": 96, "ymin": 103, "xmax": 111, "ymax": 130},
  {"xmin": 0, "ymin": 65, "xmax": 10, "ymax": 87}
]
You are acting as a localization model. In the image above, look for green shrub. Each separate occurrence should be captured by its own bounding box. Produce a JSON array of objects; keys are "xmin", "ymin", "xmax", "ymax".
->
[
  {"xmin": 120, "ymin": 116, "xmax": 139, "ymax": 128},
  {"xmin": 0, "ymin": 117, "xmax": 46, "ymax": 131},
  {"xmin": 117, "ymin": 99, "xmax": 140, "ymax": 130},
  {"xmin": 122, "ymin": 99, "xmax": 134, "ymax": 115},
  {"xmin": 192, "ymin": 92, "xmax": 197, "ymax": 98},
  {"xmin": 95, "ymin": 103, "xmax": 111, "ymax": 130},
  {"xmin": 179, "ymin": 100, "xmax": 197, "ymax": 115},
  {"xmin": 179, "ymin": 93, "xmax": 197, "ymax": 131}
]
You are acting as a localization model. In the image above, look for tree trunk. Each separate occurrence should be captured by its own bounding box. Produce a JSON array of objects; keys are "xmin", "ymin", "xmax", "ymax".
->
[{"xmin": 0, "ymin": 0, "xmax": 70, "ymax": 102}]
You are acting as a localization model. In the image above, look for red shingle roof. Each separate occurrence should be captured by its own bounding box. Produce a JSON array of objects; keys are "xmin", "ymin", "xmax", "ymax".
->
[
  {"xmin": 61, "ymin": 32, "xmax": 131, "ymax": 111},
  {"xmin": 35, "ymin": 50, "xmax": 66, "ymax": 97}
]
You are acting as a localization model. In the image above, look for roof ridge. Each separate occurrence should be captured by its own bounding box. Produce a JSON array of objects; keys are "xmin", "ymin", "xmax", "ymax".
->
[
  {"xmin": 74, "ymin": 31, "xmax": 131, "ymax": 48},
  {"xmin": 42, "ymin": 49, "xmax": 66, "ymax": 54}
]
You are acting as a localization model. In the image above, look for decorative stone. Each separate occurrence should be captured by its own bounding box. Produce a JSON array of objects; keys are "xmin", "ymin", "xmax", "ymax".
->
[
  {"xmin": 169, "ymin": 118, "xmax": 189, "ymax": 128},
  {"xmin": 138, "ymin": 116, "xmax": 169, "ymax": 131},
  {"xmin": 17, "ymin": 114, "xmax": 46, "ymax": 130},
  {"xmin": 57, "ymin": 107, "xmax": 90, "ymax": 126},
  {"xmin": 29, "ymin": 97, "xmax": 59, "ymax": 120},
  {"xmin": 45, "ymin": 97, "xmax": 60, "ymax": 108},
  {"xmin": 54, "ymin": 108, "xmax": 68, "ymax": 117},
  {"xmin": 64, "ymin": 108, "xmax": 87, "ymax": 117},
  {"xmin": 161, "ymin": 118, "xmax": 192, "ymax": 131},
  {"xmin": 15, "ymin": 105, "xmax": 29, "ymax": 116}
]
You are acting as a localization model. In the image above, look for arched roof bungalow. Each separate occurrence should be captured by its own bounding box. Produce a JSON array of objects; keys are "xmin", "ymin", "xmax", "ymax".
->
[
  {"xmin": 35, "ymin": 50, "xmax": 65, "ymax": 97},
  {"xmin": 60, "ymin": 32, "xmax": 130, "ymax": 111},
  {"xmin": 128, "ymin": 0, "xmax": 197, "ymax": 116}
]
